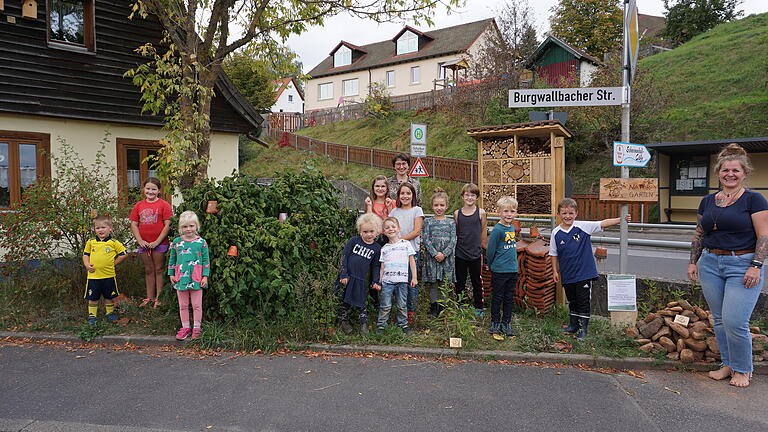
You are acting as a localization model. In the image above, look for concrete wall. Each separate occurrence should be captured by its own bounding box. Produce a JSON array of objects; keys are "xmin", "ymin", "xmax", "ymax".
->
[{"xmin": 0, "ymin": 113, "xmax": 240, "ymax": 195}]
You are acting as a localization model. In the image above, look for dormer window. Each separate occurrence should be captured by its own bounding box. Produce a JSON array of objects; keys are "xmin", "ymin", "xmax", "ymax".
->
[
  {"xmin": 334, "ymin": 45, "xmax": 352, "ymax": 67},
  {"xmin": 396, "ymin": 31, "xmax": 418, "ymax": 55}
]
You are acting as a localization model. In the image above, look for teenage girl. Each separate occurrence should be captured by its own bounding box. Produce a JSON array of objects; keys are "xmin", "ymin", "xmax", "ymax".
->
[
  {"xmin": 453, "ymin": 183, "xmax": 488, "ymax": 316},
  {"xmin": 422, "ymin": 188, "xmax": 456, "ymax": 317},
  {"xmin": 168, "ymin": 211, "xmax": 210, "ymax": 340},
  {"xmin": 130, "ymin": 177, "xmax": 173, "ymax": 308},
  {"xmin": 388, "ymin": 182, "xmax": 424, "ymax": 323}
]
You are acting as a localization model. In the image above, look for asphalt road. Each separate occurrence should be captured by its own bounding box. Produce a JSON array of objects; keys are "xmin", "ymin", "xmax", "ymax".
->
[{"xmin": 2, "ymin": 342, "xmax": 767, "ymax": 432}]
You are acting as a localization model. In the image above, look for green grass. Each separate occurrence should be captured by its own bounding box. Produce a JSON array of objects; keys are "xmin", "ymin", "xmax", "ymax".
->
[{"xmin": 637, "ymin": 13, "xmax": 768, "ymax": 141}]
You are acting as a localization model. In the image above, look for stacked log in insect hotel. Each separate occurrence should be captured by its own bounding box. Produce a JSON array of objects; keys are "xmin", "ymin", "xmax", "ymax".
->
[{"xmin": 468, "ymin": 120, "xmax": 572, "ymax": 313}]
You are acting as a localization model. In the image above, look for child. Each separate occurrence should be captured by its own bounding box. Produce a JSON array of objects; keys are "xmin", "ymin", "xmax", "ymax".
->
[
  {"xmin": 339, "ymin": 213, "xmax": 382, "ymax": 334},
  {"xmin": 168, "ymin": 211, "xmax": 210, "ymax": 341},
  {"xmin": 486, "ymin": 196, "xmax": 519, "ymax": 341},
  {"xmin": 453, "ymin": 183, "xmax": 488, "ymax": 315},
  {"xmin": 388, "ymin": 182, "xmax": 424, "ymax": 323},
  {"xmin": 377, "ymin": 217, "xmax": 416, "ymax": 333},
  {"xmin": 82, "ymin": 215, "xmax": 127, "ymax": 325},
  {"xmin": 549, "ymin": 198, "xmax": 630, "ymax": 339},
  {"xmin": 129, "ymin": 177, "xmax": 173, "ymax": 308},
  {"xmin": 422, "ymin": 188, "xmax": 456, "ymax": 317},
  {"xmin": 364, "ymin": 175, "xmax": 395, "ymax": 222}
]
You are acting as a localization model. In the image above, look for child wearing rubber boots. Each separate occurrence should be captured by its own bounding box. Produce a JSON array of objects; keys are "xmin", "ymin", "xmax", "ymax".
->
[
  {"xmin": 486, "ymin": 196, "xmax": 519, "ymax": 341},
  {"xmin": 82, "ymin": 215, "xmax": 127, "ymax": 325},
  {"xmin": 549, "ymin": 198, "xmax": 630, "ymax": 339}
]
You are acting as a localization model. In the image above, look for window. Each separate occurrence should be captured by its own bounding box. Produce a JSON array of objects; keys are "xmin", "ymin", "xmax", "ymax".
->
[
  {"xmin": 48, "ymin": 0, "xmax": 96, "ymax": 51},
  {"xmin": 396, "ymin": 31, "xmax": 418, "ymax": 55},
  {"xmin": 334, "ymin": 46, "xmax": 352, "ymax": 67},
  {"xmin": 116, "ymin": 139, "xmax": 161, "ymax": 204},
  {"xmin": 0, "ymin": 131, "xmax": 51, "ymax": 208},
  {"xmin": 386, "ymin": 70, "xmax": 395, "ymax": 87},
  {"xmin": 410, "ymin": 66, "xmax": 420, "ymax": 84},
  {"xmin": 342, "ymin": 79, "xmax": 358, "ymax": 97},
  {"xmin": 318, "ymin": 82, "xmax": 333, "ymax": 100},
  {"xmin": 288, "ymin": 95, "xmax": 293, "ymax": 102},
  {"xmin": 437, "ymin": 62, "xmax": 446, "ymax": 80},
  {"xmin": 671, "ymin": 155, "xmax": 710, "ymax": 196}
]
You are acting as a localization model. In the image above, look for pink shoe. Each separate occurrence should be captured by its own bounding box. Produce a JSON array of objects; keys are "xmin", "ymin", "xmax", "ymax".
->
[
  {"xmin": 175, "ymin": 327, "xmax": 192, "ymax": 341},
  {"xmin": 191, "ymin": 328, "xmax": 202, "ymax": 340}
]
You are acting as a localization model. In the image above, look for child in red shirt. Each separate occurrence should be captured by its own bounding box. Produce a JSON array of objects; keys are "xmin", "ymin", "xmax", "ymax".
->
[{"xmin": 129, "ymin": 177, "xmax": 173, "ymax": 308}]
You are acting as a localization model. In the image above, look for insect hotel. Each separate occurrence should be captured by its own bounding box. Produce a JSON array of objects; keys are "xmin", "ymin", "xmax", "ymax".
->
[{"xmin": 467, "ymin": 120, "xmax": 572, "ymax": 313}]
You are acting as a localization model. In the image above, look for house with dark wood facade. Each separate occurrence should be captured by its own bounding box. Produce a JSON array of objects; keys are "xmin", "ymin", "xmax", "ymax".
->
[
  {"xmin": 525, "ymin": 35, "xmax": 602, "ymax": 87},
  {"xmin": 0, "ymin": 0, "xmax": 262, "ymax": 208}
]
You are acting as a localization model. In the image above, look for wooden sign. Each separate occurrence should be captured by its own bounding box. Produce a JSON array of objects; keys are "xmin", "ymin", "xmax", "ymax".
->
[{"xmin": 599, "ymin": 178, "xmax": 658, "ymax": 202}]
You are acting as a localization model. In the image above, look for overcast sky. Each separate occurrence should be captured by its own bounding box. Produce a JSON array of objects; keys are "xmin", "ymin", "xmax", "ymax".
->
[{"xmin": 286, "ymin": 0, "xmax": 768, "ymax": 74}]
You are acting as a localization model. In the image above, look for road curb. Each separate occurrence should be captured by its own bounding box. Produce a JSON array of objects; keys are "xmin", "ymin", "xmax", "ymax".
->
[{"xmin": 3, "ymin": 331, "xmax": 766, "ymax": 374}]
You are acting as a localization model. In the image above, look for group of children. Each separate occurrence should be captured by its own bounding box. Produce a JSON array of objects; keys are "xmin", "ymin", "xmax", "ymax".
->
[
  {"xmin": 342, "ymin": 177, "xmax": 629, "ymax": 340},
  {"xmin": 83, "ymin": 178, "xmax": 210, "ymax": 341}
]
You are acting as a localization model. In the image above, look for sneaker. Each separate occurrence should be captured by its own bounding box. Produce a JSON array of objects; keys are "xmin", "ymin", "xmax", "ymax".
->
[
  {"xmin": 474, "ymin": 308, "xmax": 485, "ymax": 318},
  {"xmin": 359, "ymin": 324, "xmax": 369, "ymax": 335},
  {"xmin": 489, "ymin": 322, "xmax": 499, "ymax": 335},
  {"xmin": 176, "ymin": 327, "xmax": 192, "ymax": 341},
  {"xmin": 401, "ymin": 326, "xmax": 412, "ymax": 334},
  {"xmin": 376, "ymin": 327, "xmax": 385, "ymax": 334},
  {"xmin": 105, "ymin": 312, "xmax": 119, "ymax": 322},
  {"xmin": 340, "ymin": 320, "xmax": 353, "ymax": 335},
  {"xmin": 492, "ymin": 333, "xmax": 506, "ymax": 341},
  {"xmin": 191, "ymin": 328, "xmax": 202, "ymax": 340},
  {"xmin": 489, "ymin": 322, "xmax": 505, "ymax": 341},
  {"xmin": 87, "ymin": 316, "xmax": 97, "ymax": 326},
  {"xmin": 502, "ymin": 323, "xmax": 515, "ymax": 337}
]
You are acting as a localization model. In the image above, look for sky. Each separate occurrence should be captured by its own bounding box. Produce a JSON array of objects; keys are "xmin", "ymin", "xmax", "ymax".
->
[{"xmin": 286, "ymin": 0, "xmax": 768, "ymax": 74}]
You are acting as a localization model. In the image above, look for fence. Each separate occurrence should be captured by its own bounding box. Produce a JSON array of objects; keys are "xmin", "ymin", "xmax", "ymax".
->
[
  {"xmin": 267, "ymin": 131, "xmax": 651, "ymax": 221},
  {"xmin": 268, "ymin": 113, "xmax": 302, "ymax": 132}
]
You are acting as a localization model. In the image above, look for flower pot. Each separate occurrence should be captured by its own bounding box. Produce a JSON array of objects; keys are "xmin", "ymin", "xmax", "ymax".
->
[
  {"xmin": 227, "ymin": 245, "xmax": 238, "ymax": 257},
  {"xmin": 206, "ymin": 200, "xmax": 219, "ymax": 214}
]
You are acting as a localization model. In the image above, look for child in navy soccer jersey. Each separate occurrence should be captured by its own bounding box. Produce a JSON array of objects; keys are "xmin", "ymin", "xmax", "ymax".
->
[
  {"xmin": 338, "ymin": 213, "xmax": 383, "ymax": 335},
  {"xmin": 549, "ymin": 198, "xmax": 630, "ymax": 339}
]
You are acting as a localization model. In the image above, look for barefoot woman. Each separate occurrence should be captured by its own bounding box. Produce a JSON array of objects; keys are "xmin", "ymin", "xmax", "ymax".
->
[{"xmin": 688, "ymin": 143, "xmax": 768, "ymax": 388}]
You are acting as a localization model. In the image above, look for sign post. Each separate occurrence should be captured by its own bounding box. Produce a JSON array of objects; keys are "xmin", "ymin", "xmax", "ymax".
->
[{"xmin": 410, "ymin": 123, "xmax": 427, "ymax": 157}]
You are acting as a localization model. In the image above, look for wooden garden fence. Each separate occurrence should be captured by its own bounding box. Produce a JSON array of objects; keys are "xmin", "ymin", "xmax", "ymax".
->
[{"xmin": 267, "ymin": 130, "xmax": 650, "ymax": 221}]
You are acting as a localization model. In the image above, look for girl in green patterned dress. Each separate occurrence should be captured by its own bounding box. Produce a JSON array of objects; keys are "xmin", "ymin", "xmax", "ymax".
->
[
  {"xmin": 168, "ymin": 211, "xmax": 210, "ymax": 340},
  {"xmin": 422, "ymin": 188, "xmax": 456, "ymax": 317}
]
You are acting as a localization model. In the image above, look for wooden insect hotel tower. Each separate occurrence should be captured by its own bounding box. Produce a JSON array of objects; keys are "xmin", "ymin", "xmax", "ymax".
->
[{"xmin": 468, "ymin": 120, "xmax": 571, "ymax": 217}]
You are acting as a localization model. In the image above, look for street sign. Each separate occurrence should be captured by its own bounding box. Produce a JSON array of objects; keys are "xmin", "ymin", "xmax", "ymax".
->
[
  {"xmin": 613, "ymin": 141, "xmax": 650, "ymax": 167},
  {"xmin": 409, "ymin": 158, "xmax": 429, "ymax": 177},
  {"xmin": 410, "ymin": 144, "xmax": 426, "ymax": 157},
  {"xmin": 410, "ymin": 123, "xmax": 427, "ymax": 145},
  {"xmin": 509, "ymin": 87, "xmax": 622, "ymax": 108},
  {"xmin": 625, "ymin": 0, "xmax": 640, "ymax": 84}
]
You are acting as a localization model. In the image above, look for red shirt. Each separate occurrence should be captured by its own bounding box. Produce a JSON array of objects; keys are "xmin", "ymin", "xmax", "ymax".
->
[{"xmin": 130, "ymin": 199, "xmax": 173, "ymax": 244}]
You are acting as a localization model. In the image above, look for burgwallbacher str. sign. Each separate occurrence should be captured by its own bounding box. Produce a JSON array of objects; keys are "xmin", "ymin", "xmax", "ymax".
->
[{"xmin": 508, "ymin": 87, "xmax": 623, "ymax": 108}]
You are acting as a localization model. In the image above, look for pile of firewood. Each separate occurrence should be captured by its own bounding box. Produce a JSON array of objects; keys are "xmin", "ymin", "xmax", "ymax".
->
[{"xmin": 624, "ymin": 300, "xmax": 768, "ymax": 363}]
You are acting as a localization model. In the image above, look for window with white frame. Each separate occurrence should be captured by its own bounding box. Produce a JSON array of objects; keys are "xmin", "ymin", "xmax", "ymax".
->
[
  {"xmin": 386, "ymin": 70, "xmax": 395, "ymax": 87},
  {"xmin": 318, "ymin": 82, "xmax": 333, "ymax": 100},
  {"xmin": 342, "ymin": 79, "xmax": 359, "ymax": 97},
  {"xmin": 288, "ymin": 95, "xmax": 293, "ymax": 102},
  {"xmin": 410, "ymin": 66, "xmax": 420, "ymax": 84},
  {"xmin": 334, "ymin": 46, "xmax": 352, "ymax": 67},
  {"xmin": 396, "ymin": 31, "xmax": 418, "ymax": 55},
  {"xmin": 437, "ymin": 62, "xmax": 446, "ymax": 80}
]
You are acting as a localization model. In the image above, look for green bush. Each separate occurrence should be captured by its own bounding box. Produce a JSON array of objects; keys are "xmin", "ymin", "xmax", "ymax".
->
[{"xmin": 175, "ymin": 167, "xmax": 357, "ymax": 321}]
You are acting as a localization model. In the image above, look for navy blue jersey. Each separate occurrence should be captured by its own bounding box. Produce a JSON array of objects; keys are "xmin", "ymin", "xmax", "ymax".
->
[{"xmin": 549, "ymin": 221, "xmax": 602, "ymax": 284}]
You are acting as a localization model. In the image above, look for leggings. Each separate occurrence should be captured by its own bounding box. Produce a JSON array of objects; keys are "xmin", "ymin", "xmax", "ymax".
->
[
  {"xmin": 177, "ymin": 289, "xmax": 203, "ymax": 329},
  {"xmin": 455, "ymin": 256, "xmax": 483, "ymax": 308}
]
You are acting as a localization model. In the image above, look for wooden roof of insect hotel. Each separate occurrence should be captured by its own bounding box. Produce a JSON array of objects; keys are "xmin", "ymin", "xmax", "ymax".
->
[{"xmin": 467, "ymin": 120, "xmax": 573, "ymax": 139}]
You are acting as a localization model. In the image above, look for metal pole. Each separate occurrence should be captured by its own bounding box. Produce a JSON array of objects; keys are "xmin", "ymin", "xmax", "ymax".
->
[{"xmin": 619, "ymin": 0, "xmax": 630, "ymax": 275}]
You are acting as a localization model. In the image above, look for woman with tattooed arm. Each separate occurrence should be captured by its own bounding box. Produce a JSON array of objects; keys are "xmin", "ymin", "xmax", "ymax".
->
[{"xmin": 688, "ymin": 143, "xmax": 768, "ymax": 388}]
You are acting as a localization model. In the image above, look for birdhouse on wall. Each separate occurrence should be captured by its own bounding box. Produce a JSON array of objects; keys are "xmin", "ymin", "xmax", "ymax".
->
[
  {"xmin": 1, "ymin": 0, "xmax": 5, "ymax": 12},
  {"xmin": 22, "ymin": 0, "xmax": 38, "ymax": 19}
]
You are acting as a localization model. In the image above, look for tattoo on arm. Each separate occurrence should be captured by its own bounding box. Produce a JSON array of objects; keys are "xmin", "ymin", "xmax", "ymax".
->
[
  {"xmin": 690, "ymin": 214, "xmax": 704, "ymax": 264},
  {"xmin": 754, "ymin": 235, "xmax": 768, "ymax": 263}
]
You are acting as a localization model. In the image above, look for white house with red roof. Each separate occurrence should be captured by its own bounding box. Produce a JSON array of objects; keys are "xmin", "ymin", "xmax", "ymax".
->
[{"xmin": 271, "ymin": 78, "xmax": 304, "ymax": 113}]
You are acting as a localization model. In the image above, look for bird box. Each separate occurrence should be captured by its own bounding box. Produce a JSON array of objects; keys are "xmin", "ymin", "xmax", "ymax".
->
[{"xmin": 22, "ymin": 0, "xmax": 37, "ymax": 19}]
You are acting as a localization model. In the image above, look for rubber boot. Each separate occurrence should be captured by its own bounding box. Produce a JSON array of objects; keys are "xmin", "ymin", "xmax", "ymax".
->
[
  {"xmin": 429, "ymin": 302, "xmax": 439, "ymax": 317},
  {"xmin": 561, "ymin": 315, "xmax": 580, "ymax": 334},
  {"xmin": 576, "ymin": 317, "xmax": 589, "ymax": 340}
]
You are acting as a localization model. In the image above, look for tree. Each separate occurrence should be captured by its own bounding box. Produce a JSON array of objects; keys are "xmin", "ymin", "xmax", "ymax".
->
[
  {"xmin": 128, "ymin": 0, "xmax": 462, "ymax": 192},
  {"xmin": 222, "ymin": 47, "xmax": 303, "ymax": 113},
  {"xmin": 662, "ymin": 0, "xmax": 743, "ymax": 45},
  {"xmin": 549, "ymin": 0, "xmax": 623, "ymax": 59},
  {"xmin": 473, "ymin": 0, "xmax": 538, "ymax": 83}
]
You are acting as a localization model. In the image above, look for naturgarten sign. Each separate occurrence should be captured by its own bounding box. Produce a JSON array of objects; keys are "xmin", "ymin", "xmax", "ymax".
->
[{"xmin": 508, "ymin": 87, "xmax": 623, "ymax": 108}]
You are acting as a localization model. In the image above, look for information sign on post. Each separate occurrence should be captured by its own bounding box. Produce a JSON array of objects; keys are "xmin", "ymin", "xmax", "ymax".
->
[
  {"xmin": 613, "ymin": 141, "xmax": 651, "ymax": 167},
  {"xmin": 410, "ymin": 123, "xmax": 427, "ymax": 157},
  {"xmin": 607, "ymin": 274, "xmax": 637, "ymax": 312},
  {"xmin": 509, "ymin": 87, "xmax": 623, "ymax": 108}
]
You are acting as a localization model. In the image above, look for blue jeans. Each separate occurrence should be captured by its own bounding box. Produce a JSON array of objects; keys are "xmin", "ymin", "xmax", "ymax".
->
[
  {"xmin": 698, "ymin": 251, "xmax": 764, "ymax": 373},
  {"xmin": 407, "ymin": 253, "xmax": 420, "ymax": 313},
  {"xmin": 378, "ymin": 282, "xmax": 408, "ymax": 328}
]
